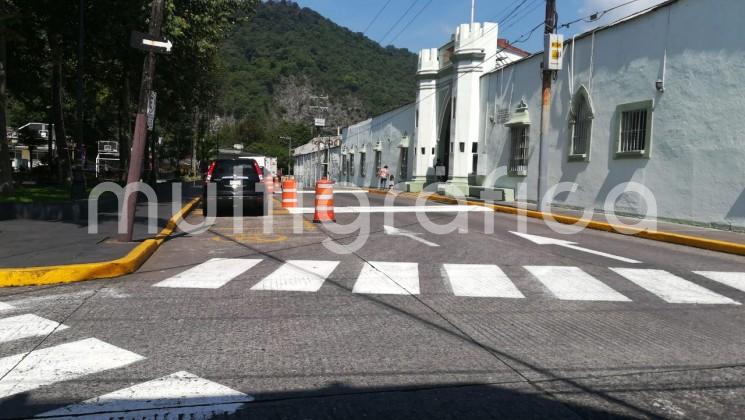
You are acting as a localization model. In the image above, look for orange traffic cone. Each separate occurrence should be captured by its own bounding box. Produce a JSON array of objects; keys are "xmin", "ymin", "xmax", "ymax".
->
[
  {"xmin": 265, "ymin": 175, "xmax": 274, "ymax": 194},
  {"xmin": 281, "ymin": 177, "xmax": 298, "ymax": 208},
  {"xmin": 313, "ymin": 178, "xmax": 335, "ymax": 223}
]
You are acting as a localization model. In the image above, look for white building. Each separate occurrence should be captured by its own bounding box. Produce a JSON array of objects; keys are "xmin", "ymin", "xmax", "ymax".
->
[
  {"xmin": 297, "ymin": 0, "xmax": 745, "ymax": 230},
  {"xmin": 292, "ymin": 136, "xmax": 341, "ymax": 189}
]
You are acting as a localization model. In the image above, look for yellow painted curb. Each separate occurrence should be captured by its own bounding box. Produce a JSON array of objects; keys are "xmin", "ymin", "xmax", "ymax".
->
[
  {"xmin": 0, "ymin": 196, "xmax": 202, "ymax": 287},
  {"xmin": 367, "ymin": 188, "xmax": 745, "ymax": 257}
]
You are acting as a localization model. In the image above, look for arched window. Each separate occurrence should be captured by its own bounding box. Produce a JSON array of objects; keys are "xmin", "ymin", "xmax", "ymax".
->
[{"xmin": 569, "ymin": 86, "xmax": 594, "ymax": 161}]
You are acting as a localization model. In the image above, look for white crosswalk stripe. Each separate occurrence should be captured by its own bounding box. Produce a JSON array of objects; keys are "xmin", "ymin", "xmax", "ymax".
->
[
  {"xmin": 524, "ymin": 266, "xmax": 631, "ymax": 301},
  {"xmin": 251, "ymin": 260, "xmax": 339, "ymax": 292},
  {"xmin": 0, "ymin": 302, "xmax": 14, "ymax": 312},
  {"xmin": 153, "ymin": 258, "xmax": 262, "ymax": 289},
  {"xmin": 0, "ymin": 314, "xmax": 68, "ymax": 344},
  {"xmin": 612, "ymin": 268, "xmax": 740, "ymax": 305},
  {"xmin": 693, "ymin": 271, "xmax": 745, "ymax": 293},
  {"xmin": 353, "ymin": 262, "xmax": 419, "ymax": 295},
  {"xmin": 37, "ymin": 371, "xmax": 253, "ymax": 419},
  {"xmin": 443, "ymin": 264, "xmax": 524, "ymax": 298},
  {"xmin": 146, "ymin": 257, "xmax": 743, "ymax": 306},
  {"xmin": 0, "ymin": 338, "xmax": 145, "ymax": 399}
]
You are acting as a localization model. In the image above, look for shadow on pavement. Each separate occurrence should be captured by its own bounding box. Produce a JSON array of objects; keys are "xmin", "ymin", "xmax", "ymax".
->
[{"xmin": 1, "ymin": 381, "xmax": 637, "ymax": 419}]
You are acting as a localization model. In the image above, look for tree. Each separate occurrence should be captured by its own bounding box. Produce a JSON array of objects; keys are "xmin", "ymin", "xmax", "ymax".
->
[{"xmin": 0, "ymin": 14, "xmax": 12, "ymax": 193}]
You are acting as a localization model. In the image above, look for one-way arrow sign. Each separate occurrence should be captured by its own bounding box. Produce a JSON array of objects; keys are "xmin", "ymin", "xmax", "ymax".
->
[
  {"xmin": 510, "ymin": 231, "xmax": 641, "ymax": 263},
  {"xmin": 130, "ymin": 31, "xmax": 173, "ymax": 54}
]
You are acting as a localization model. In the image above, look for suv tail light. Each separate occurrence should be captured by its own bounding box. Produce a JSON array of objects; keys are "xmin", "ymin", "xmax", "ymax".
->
[
  {"xmin": 205, "ymin": 162, "xmax": 216, "ymax": 183},
  {"xmin": 253, "ymin": 160, "xmax": 263, "ymax": 182}
]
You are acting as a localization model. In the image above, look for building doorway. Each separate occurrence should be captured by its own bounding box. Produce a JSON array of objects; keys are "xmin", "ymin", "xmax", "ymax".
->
[{"xmin": 435, "ymin": 99, "xmax": 452, "ymax": 182}]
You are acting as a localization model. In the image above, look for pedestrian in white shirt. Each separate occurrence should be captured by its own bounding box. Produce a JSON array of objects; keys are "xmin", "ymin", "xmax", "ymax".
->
[{"xmin": 378, "ymin": 165, "xmax": 389, "ymax": 189}]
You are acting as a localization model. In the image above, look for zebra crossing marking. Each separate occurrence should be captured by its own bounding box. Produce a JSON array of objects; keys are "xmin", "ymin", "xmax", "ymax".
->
[
  {"xmin": 251, "ymin": 260, "xmax": 339, "ymax": 292},
  {"xmin": 0, "ymin": 314, "xmax": 68, "ymax": 344},
  {"xmin": 524, "ymin": 266, "xmax": 631, "ymax": 301},
  {"xmin": 146, "ymin": 256, "xmax": 741, "ymax": 306},
  {"xmin": 612, "ymin": 268, "xmax": 740, "ymax": 305},
  {"xmin": 37, "ymin": 370, "xmax": 253, "ymax": 419},
  {"xmin": 153, "ymin": 258, "xmax": 262, "ymax": 289},
  {"xmin": 352, "ymin": 262, "xmax": 420, "ymax": 295},
  {"xmin": 443, "ymin": 264, "xmax": 524, "ymax": 298},
  {"xmin": 694, "ymin": 271, "xmax": 745, "ymax": 293},
  {"xmin": 0, "ymin": 338, "xmax": 145, "ymax": 399}
]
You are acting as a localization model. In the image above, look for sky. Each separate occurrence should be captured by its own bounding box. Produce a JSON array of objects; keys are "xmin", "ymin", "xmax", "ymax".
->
[{"xmin": 293, "ymin": 0, "xmax": 667, "ymax": 53}]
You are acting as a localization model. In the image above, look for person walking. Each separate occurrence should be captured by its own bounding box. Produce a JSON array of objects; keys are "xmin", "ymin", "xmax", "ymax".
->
[{"xmin": 378, "ymin": 165, "xmax": 389, "ymax": 189}]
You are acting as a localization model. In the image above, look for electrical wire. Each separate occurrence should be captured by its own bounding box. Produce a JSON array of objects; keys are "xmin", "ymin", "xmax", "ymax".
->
[
  {"xmin": 387, "ymin": 0, "xmax": 434, "ymax": 45},
  {"xmin": 340, "ymin": 20, "xmax": 546, "ymax": 143},
  {"xmin": 500, "ymin": 0, "xmax": 543, "ymax": 33},
  {"xmin": 378, "ymin": 0, "xmax": 419, "ymax": 46},
  {"xmin": 559, "ymin": 0, "xmax": 647, "ymax": 29},
  {"xmin": 458, "ymin": 0, "xmax": 541, "ymax": 51},
  {"xmin": 362, "ymin": 0, "xmax": 393, "ymax": 35}
]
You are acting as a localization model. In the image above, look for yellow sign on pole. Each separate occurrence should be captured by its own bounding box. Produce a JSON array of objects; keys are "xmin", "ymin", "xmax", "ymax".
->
[{"xmin": 544, "ymin": 34, "xmax": 564, "ymax": 71}]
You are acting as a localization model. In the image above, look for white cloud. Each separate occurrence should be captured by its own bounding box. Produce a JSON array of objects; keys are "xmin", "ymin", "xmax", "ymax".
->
[{"xmin": 577, "ymin": 0, "xmax": 668, "ymax": 31}]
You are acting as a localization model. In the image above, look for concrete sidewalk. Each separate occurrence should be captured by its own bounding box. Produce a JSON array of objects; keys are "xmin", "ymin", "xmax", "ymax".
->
[
  {"xmin": 544, "ymin": 205, "xmax": 745, "ymax": 245},
  {"xmin": 0, "ymin": 182, "xmax": 200, "ymax": 268},
  {"xmin": 370, "ymin": 188, "xmax": 745, "ymax": 249}
]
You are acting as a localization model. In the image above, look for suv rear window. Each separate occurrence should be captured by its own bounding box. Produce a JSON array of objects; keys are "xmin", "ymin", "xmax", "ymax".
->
[{"xmin": 212, "ymin": 160, "xmax": 260, "ymax": 180}]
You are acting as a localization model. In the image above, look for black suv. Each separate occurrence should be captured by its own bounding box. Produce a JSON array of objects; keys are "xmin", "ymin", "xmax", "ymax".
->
[{"xmin": 203, "ymin": 158, "xmax": 265, "ymax": 215}]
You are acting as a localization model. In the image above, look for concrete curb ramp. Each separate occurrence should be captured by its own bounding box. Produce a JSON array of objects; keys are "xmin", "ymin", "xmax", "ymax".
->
[
  {"xmin": 0, "ymin": 197, "xmax": 201, "ymax": 287},
  {"xmin": 367, "ymin": 189, "xmax": 745, "ymax": 258}
]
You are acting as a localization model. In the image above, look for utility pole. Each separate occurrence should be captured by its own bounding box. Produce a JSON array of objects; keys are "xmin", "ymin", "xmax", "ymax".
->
[
  {"xmin": 536, "ymin": 0, "xmax": 557, "ymax": 212},
  {"xmin": 279, "ymin": 136, "xmax": 293, "ymax": 175},
  {"xmin": 309, "ymin": 95, "xmax": 329, "ymax": 178},
  {"xmin": 121, "ymin": 0, "xmax": 165, "ymax": 242}
]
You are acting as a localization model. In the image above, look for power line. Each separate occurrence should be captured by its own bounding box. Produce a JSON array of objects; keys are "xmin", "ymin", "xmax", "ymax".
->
[
  {"xmin": 341, "ymin": 20, "xmax": 546, "ymax": 143},
  {"xmin": 493, "ymin": 0, "xmax": 524, "ymax": 22},
  {"xmin": 458, "ymin": 0, "xmax": 536, "ymax": 51},
  {"xmin": 387, "ymin": 0, "xmax": 434, "ymax": 45},
  {"xmin": 499, "ymin": 0, "xmax": 530, "ymax": 25},
  {"xmin": 378, "ymin": 0, "xmax": 419, "ymax": 45},
  {"xmin": 559, "ymin": 0, "xmax": 647, "ymax": 29},
  {"xmin": 501, "ymin": 0, "xmax": 544, "ymax": 33},
  {"xmin": 362, "ymin": 0, "xmax": 393, "ymax": 35}
]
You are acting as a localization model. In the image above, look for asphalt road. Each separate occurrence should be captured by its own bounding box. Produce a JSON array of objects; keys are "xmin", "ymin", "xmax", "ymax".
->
[{"xmin": 1, "ymin": 191, "xmax": 744, "ymax": 419}]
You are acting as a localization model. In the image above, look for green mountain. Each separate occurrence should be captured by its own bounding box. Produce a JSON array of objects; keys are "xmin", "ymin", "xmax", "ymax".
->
[{"xmin": 218, "ymin": 0, "xmax": 418, "ymax": 129}]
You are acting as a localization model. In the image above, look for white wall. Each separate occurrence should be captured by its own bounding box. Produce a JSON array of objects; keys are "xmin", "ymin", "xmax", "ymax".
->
[
  {"xmin": 340, "ymin": 104, "xmax": 416, "ymax": 188},
  {"xmin": 293, "ymin": 146, "xmax": 340, "ymax": 190},
  {"xmin": 480, "ymin": 0, "xmax": 745, "ymax": 229}
]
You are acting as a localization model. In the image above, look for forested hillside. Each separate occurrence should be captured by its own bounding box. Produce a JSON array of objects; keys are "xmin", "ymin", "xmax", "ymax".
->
[
  {"xmin": 218, "ymin": 0, "xmax": 418, "ymax": 129},
  {"xmin": 1, "ymin": 0, "xmax": 418, "ymax": 188}
]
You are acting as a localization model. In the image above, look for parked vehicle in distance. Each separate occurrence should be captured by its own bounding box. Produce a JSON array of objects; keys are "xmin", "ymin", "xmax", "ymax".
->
[{"xmin": 202, "ymin": 158, "xmax": 264, "ymax": 216}]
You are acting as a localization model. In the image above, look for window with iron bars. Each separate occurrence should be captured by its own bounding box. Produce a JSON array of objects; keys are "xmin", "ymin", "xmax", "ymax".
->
[
  {"xmin": 509, "ymin": 125, "xmax": 529, "ymax": 176},
  {"xmin": 569, "ymin": 87, "xmax": 593, "ymax": 160},
  {"xmin": 615, "ymin": 100, "xmax": 653, "ymax": 158}
]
